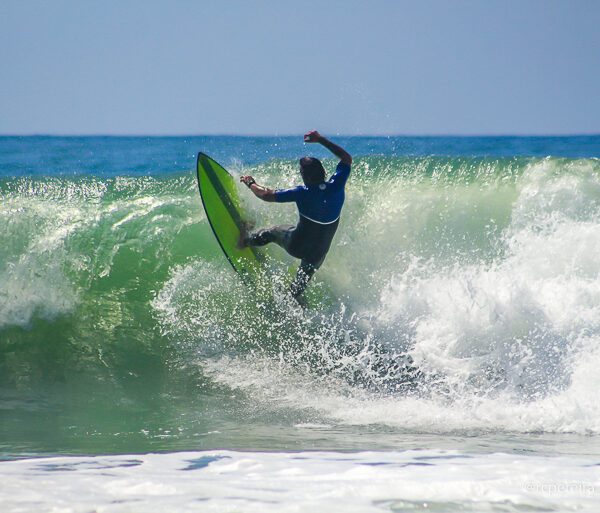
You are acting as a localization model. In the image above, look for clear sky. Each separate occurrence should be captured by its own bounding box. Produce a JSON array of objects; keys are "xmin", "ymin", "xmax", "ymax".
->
[{"xmin": 1, "ymin": 0, "xmax": 599, "ymax": 136}]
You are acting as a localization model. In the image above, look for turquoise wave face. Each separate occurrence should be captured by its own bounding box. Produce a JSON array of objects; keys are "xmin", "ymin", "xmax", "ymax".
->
[{"xmin": 2, "ymin": 154, "xmax": 600, "ymax": 456}]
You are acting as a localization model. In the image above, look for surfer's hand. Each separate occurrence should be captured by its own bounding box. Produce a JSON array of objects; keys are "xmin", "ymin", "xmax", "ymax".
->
[
  {"xmin": 304, "ymin": 130, "xmax": 322, "ymax": 143},
  {"xmin": 240, "ymin": 175, "xmax": 255, "ymax": 186}
]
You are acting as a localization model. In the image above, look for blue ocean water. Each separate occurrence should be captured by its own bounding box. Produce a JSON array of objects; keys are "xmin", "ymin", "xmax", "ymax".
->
[
  {"xmin": 1, "ymin": 135, "xmax": 600, "ymax": 511},
  {"xmin": 2, "ymin": 134, "xmax": 599, "ymax": 176}
]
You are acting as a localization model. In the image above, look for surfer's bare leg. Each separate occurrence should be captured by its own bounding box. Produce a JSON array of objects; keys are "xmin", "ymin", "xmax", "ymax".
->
[{"xmin": 290, "ymin": 261, "xmax": 316, "ymax": 299}]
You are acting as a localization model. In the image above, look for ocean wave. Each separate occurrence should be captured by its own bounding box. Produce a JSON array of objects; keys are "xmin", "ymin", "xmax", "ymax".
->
[{"xmin": 2, "ymin": 155, "xmax": 600, "ymax": 435}]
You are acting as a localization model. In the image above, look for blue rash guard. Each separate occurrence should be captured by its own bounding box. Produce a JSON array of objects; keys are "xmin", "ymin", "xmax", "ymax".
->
[
  {"xmin": 272, "ymin": 161, "xmax": 351, "ymax": 266},
  {"xmin": 274, "ymin": 161, "xmax": 351, "ymax": 224}
]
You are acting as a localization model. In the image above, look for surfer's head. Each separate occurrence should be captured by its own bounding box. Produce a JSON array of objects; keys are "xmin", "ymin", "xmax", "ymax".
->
[{"xmin": 299, "ymin": 157, "xmax": 325, "ymax": 185}]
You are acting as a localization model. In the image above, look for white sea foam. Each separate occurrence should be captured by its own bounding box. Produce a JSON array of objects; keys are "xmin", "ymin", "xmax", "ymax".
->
[
  {"xmin": 1, "ymin": 450, "xmax": 599, "ymax": 512},
  {"xmin": 193, "ymin": 158, "xmax": 600, "ymax": 435}
]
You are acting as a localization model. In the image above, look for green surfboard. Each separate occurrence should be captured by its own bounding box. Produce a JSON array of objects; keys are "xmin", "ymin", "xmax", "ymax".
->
[{"xmin": 196, "ymin": 152, "xmax": 265, "ymax": 284}]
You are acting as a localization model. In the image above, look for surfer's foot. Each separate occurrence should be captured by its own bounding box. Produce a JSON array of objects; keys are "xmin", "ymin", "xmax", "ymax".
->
[{"xmin": 237, "ymin": 222, "xmax": 251, "ymax": 249}]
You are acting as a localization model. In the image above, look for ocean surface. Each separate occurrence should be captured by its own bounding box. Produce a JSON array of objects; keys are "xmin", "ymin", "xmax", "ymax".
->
[{"xmin": 1, "ymin": 135, "xmax": 600, "ymax": 511}]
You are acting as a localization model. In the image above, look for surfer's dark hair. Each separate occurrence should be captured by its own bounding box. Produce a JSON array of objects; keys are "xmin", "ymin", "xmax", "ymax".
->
[{"xmin": 299, "ymin": 157, "xmax": 325, "ymax": 184}]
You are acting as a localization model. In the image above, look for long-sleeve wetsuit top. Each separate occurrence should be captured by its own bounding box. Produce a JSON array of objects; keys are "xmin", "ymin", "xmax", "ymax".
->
[{"xmin": 273, "ymin": 162, "xmax": 351, "ymax": 266}]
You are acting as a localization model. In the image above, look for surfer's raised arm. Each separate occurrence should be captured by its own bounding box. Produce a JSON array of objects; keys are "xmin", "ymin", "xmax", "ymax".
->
[
  {"xmin": 304, "ymin": 130, "xmax": 352, "ymax": 166},
  {"xmin": 240, "ymin": 175, "xmax": 276, "ymax": 202}
]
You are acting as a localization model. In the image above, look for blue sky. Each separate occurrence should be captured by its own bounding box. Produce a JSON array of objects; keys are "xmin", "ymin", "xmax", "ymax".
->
[{"xmin": 1, "ymin": 0, "xmax": 599, "ymax": 135}]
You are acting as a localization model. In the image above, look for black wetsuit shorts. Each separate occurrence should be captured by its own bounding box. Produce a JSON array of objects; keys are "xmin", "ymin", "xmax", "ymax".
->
[{"xmin": 247, "ymin": 215, "xmax": 339, "ymax": 268}]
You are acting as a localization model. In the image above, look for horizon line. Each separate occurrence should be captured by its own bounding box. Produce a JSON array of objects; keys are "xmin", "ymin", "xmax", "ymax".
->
[{"xmin": 1, "ymin": 132, "xmax": 599, "ymax": 138}]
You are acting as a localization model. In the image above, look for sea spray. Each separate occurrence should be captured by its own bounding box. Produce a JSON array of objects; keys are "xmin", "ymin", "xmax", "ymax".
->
[{"xmin": 2, "ymin": 152, "xmax": 600, "ymax": 457}]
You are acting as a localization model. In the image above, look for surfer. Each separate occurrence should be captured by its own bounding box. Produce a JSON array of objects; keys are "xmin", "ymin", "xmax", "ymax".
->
[{"xmin": 239, "ymin": 130, "xmax": 352, "ymax": 300}]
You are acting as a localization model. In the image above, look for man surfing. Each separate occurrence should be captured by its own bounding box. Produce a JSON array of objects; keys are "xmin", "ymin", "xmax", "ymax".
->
[{"xmin": 239, "ymin": 130, "xmax": 352, "ymax": 300}]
